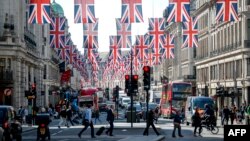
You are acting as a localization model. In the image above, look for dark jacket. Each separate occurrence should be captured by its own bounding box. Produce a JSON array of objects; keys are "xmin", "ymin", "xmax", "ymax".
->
[
  {"xmin": 223, "ymin": 108, "xmax": 230, "ymax": 118},
  {"xmin": 147, "ymin": 110, "xmax": 155, "ymax": 123},
  {"xmin": 106, "ymin": 109, "xmax": 114, "ymax": 122},
  {"xmin": 192, "ymin": 112, "xmax": 201, "ymax": 126},
  {"xmin": 173, "ymin": 114, "xmax": 182, "ymax": 124}
]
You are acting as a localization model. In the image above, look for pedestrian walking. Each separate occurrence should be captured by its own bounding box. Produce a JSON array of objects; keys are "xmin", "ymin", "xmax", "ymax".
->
[
  {"xmin": 172, "ymin": 111, "xmax": 184, "ymax": 138},
  {"xmin": 58, "ymin": 105, "xmax": 67, "ymax": 128},
  {"xmin": 94, "ymin": 108, "xmax": 101, "ymax": 124},
  {"xmin": 106, "ymin": 105, "xmax": 115, "ymax": 136},
  {"xmin": 230, "ymin": 105, "xmax": 236, "ymax": 125},
  {"xmin": 66, "ymin": 105, "xmax": 74, "ymax": 127},
  {"xmin": 192, "ymin": 107, "xmax": 202, "ymax": 137},
  {"xmin": 143, "ymin": 109, "xmax": 160, "ymax": 136},
  {"xmin": 222, "ymin": 106, "xmax": 230, "ymax": 126},
  {"xmin": 78, "ymin": 104, "xmax": 96, "ymax": 138}
]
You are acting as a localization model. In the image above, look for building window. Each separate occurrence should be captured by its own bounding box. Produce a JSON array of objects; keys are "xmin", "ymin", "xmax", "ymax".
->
[
  {"xmin": 247, "ymin": 19, "xmax": 250, "ymax": 40},
  {"xmin": 43, "ymin": 65, "xmax": 47, "ymax": 79},
  {"xmin": 247, "ymin": 58, "xmax": 250, "ymax": 76},
  {"xmin": 219, "ymin": 63, "xmax": 224, "ymax": 80},
  {"xmin": 0, "ymin": 58, "xmax": 6, "ymax": 72},
  {"xmin": 236, "ymin": 60, "xmax": 242, "ymax": 78}
]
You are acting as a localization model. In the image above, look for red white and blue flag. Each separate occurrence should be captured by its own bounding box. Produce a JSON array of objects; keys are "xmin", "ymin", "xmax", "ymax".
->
[
  {"xmin": 65, "ymin": 45, "xmax": 77, "ymax": 64},
  {"xmin": 83, "ymin": 21, "xmax": 99, "ymax": 49},
  {"xmin": 74, "ymin": 0, "xmax": 97, "ymax": 23},
  {"xmin": 28, "ymin": 0, "xmax": 51, "ymax": 24},
  {"xmin": 167, "ymin": 0, "xmax": 190, "ymax": 23},
  {"xmin": 116, "ymin": 19, "xmax": 132, "ymax": 48},
  {"xmin": 109, "ymin": 36, "xmax": 122, "ymax": 66},
  {"xmin": 216, "ymin": 0, "xmax": 238, "ymax": 22},
  {"xmin": 148, "ymin": 18, "xmax": 164, "ymax": 65},
  {"xmin": 50, "ymin": 16, "xmax": 66, "ymax": 48},
  {"xmin": 161, "ymin": 33, "xmax": 175, "ymax": 59},
  {"xmin": 121, "ymin": 0, "xmax": 143, "ymax": 23},
  {"xmin": 182, "ymin": 17, "xmax": 198, "ymax": 48},
  {"xmin": 135, "ymin": 34, "xmax": 148, "ymax": 65}
]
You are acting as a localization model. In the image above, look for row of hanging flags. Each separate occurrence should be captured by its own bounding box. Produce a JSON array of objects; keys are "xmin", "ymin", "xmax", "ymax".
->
[{"xmin": 28, "ymin": 0, "xmax": 239, "ymax": 85}]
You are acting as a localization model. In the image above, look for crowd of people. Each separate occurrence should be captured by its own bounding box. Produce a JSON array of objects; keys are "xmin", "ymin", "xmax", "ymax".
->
[{"xmin": 15, "ymin": 102, "xmax": 250, "ymax": 139}]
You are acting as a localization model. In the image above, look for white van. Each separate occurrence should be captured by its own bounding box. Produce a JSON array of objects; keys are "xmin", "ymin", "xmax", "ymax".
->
[
  {"xmin": 120, "ymin": 97, "xmax": 131, "ymax": 109},
  {"xmin": 185, "ymin": 96, "xmax": 215, "ymax": 125}
]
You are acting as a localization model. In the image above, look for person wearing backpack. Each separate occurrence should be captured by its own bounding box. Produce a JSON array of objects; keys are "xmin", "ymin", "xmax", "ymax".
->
[{"xmin": 58, "ymin": 105, "xmax": 67, "ymax": 128}]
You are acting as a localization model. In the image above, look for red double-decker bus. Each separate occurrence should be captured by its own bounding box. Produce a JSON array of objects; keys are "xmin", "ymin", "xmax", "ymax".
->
[{"xmin": 160, "ymin": 82, "xmax": 192, "ymax": 118}]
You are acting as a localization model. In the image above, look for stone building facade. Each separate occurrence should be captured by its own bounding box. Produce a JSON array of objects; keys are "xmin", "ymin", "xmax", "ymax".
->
[
  {"xmin": 0, "ymin": 0, "xmax": 61, "ymax": 109},
  {"xmin": 194, "ymin": 0, "xmax": 250, "ymax": 109}
]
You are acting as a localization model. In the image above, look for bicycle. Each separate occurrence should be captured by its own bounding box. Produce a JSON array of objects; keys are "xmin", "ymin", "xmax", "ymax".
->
[{"xmin": 200, "ymin": 120, "xmax": 219, "ymax": 134}]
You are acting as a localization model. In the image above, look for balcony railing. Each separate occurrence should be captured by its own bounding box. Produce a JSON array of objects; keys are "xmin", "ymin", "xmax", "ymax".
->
[{"xmin": 0, "ymin": 69, "xmax": 13, "ymax": 82}]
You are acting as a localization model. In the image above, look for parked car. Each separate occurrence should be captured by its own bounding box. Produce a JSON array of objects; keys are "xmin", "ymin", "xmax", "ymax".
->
[
  {"xmin": 0, "ymin": 105, "xmax": 22, "ymax": 141},
  {"xmin": 98, "ymin": 103, "xmax": 108, "ymax": 112},
  {"xmin": 125, "ymin": 104, "xmax": 142, "ymax": 118}
]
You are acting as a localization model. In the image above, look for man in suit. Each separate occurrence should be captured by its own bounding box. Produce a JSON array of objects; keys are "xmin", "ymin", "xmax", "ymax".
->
[
  {"xmin": 106, "ymin": 105, "xmax": 115, "ymax": 136},
  {"xmin": 143, "ymin": 109, "xmax": 160, "ymax": 136},
  {"xmin": 78, "ymin": 104, "xmax": 96, "ymax": 138}
]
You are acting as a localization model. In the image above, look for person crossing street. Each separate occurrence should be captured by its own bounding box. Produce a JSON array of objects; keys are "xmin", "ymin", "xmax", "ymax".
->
[{"xmin": 78, "ymin": 104, "xmax": 96, "ymax": 138}]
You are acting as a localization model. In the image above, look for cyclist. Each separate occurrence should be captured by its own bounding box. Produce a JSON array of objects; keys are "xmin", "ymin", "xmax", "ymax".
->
[{"xmin": 204, "ymin": 104, "xmax": 215, "ymax": 127}]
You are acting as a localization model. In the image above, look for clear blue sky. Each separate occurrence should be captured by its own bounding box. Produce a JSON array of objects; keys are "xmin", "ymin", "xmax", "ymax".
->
[{"xmin": 52, "ymin": 0, "xmax": 169, "ymax": 53}]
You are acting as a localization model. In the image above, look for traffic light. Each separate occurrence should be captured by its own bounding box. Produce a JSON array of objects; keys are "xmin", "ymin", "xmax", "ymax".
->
[
  {"xmin": 143, "ymin": 66, "xmax": 151, "ymax": 90},
  {"xmin": 131, "ymin": 75, "xmax": 138, "ymax": 93},
  {"xmin": 125, "ymin": 75, "xmax": 130, "ymax": 94}
]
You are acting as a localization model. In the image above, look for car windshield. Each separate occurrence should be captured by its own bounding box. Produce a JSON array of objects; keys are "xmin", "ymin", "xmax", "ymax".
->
[
  {"xmin": 193, "ymin": 98, "xmax": 214, "ymax": 110},
  {"xmin": 128, "ymin": 104, "xmax": 142, "ymax": 111},
  {"xmin": 123, "ymin": 99, "xmax": 130, "ymax": 103},
  {"xmin": 148, "ymin": 103, "xmax": 158, "ymax": 110}
]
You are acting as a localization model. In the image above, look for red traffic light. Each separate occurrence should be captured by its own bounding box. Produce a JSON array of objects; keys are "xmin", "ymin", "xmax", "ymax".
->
[
  {"xmin": 133, "ymin": 75, "xmax": 138, "ymax": 80},
  {"xmin": 143, "ymin": 66, "xmax": 150, "ymax": 72},
  {"xmin": 125, "ymin": 75, "xmax": 130, "ymax": 80}
]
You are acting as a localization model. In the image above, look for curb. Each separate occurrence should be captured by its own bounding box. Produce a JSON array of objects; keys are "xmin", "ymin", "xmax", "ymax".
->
[{"xmin": 153, "ymin": 135, "xmax": 165, "ymax": 141}]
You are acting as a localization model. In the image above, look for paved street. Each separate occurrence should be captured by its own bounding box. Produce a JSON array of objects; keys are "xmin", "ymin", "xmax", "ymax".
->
[{"xmin": 22, "ymin": 114, "xmax": 224, "ymax": 141}]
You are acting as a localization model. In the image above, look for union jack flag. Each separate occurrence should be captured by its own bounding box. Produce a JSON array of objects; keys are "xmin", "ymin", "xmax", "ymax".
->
[
  {"xmin": 161, "ymin": 33, "xmax": 175, "ymax": 59},
  {"xmin": 148, "ymin": 18, "xmax": 164, "ymax": 65},
  {"xmin": 65, "ymin": 45, "xmax": 77, "ymax": 64},
  {"xmin": 116, "ymin": 19, "xmax": 132, "ymax": 48},
  {"xmin": 109, "ymin": 36, "xmax": 122, "ymax": 66},
  {"xmin": 135, "ymin": 34, "xmax": 148, "ymax": 64},
  {"xmin": 74, "ymin": 0, "xmax": 97, "ymax": 23},
  {"xmin": 216, "ymin": 0, "xmax": 238, "ymax": 22},
  {"xmin": 50, "ymin": 16, "xmax": 66, "ymax": 48},
  {"xmin": 167, "ymin": 0, "xmax": 190, "ymax": 23},
  {"xmin": 121, "ymin": 0, "xmax": 143, "ymax": 23},
  {"xmin": 83, "ymin": 21, "xmax": 99, "ymax": 49},
  {"xmin": 182, "ymin": 17, "xmax": 198, "ymax": 48},
  {"xmin": 28, "ymin": 0, "xmax": 51, "ymax": 24},
  {"xmin": 65, "ymin": 33, "xmax": 73, "ymax": 46},
  {"xmin": 57, "ymin": 48, "xmax": 66, "ymax": 60}
]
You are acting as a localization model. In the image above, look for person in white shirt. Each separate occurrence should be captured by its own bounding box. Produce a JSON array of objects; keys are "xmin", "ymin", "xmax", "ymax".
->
[{"xmin": 78, "ymin": 104, "xmax": 96, "ymax": 138}]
